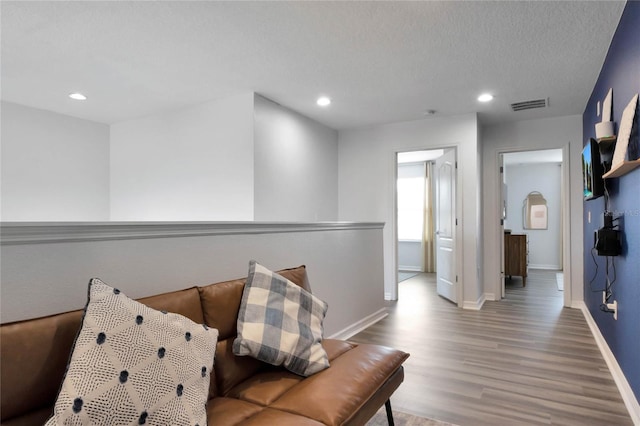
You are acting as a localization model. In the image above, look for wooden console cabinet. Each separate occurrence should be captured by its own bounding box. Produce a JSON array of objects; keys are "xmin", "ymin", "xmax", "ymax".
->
[{"xmin": 505, "ymin": 233, "xmax": 527, "ymax": 286}]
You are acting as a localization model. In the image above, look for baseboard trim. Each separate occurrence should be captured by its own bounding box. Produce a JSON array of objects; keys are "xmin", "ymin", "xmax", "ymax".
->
[
  {"xmin": 463, "ymin": 294, "xmax": 486, "ymax": 310},
  {"xmin": 398, "ymin": 266, "xmax": 422, "ymax": 272},
  {"xmin": 570, "ymin": 300, "xmax": 585, "ymax": 310},
  {"xmin": 485, "ymin": 292, "xmax": 497, "ymax": 301},
  {"xmin": 528, "ymin": 264, "xmax": 562, "ymax": 270},
  {"xmin": 578, "ymin": 301, "xmax": 640, "ymax": 424},
  {"xmin": 328, "ymin": 308, "xmax": 388, "ymax": 340}
]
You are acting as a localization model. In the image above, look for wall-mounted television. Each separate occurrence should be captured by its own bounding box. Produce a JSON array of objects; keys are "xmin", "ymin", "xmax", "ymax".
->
[{"xmin": 582, "ymin": 138, "xmax": 605, "ymax": 201}]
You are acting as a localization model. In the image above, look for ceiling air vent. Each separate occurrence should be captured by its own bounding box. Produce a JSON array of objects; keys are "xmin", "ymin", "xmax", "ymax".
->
[{"xmin": 511, "ymin": 98, "xmax": 548, "ymax": 112}]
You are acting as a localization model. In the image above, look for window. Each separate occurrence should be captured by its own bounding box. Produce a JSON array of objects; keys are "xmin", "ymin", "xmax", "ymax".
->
[{"xmin": 397, "ymin": 164, "xmax": 425, "ymax": 241}]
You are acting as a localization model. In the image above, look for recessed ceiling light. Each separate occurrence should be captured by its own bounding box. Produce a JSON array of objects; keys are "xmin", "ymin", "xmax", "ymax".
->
[
  {"xmin": 69, "ymin": 93, "xmax": 87, "ymax": 101},
  {"xmin": 317, "ymin": 96, "xmax": 331, "ymax": 107},
  {"xmin": 478, "ymin": 93, "xmax": 494, "ymax": 103}
]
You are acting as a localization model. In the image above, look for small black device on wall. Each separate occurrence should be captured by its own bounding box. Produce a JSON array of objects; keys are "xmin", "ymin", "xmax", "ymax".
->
[{"xmin": 595, "ymin": 214, "xmax": 622, "ymax": 256}]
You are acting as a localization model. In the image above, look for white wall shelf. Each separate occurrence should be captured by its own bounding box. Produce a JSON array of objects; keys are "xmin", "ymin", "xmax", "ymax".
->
[{"xmin": 603, "ymin": 159, "xmax": 640, "ymax": 178}]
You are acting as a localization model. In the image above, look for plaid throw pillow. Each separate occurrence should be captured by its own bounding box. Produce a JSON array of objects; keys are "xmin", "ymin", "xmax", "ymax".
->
[
  {"xmin": 46, "ymin": 278, "xmax": 218, "ymax": 426},
  {"xmin": 233, "ymin": 261, "xmax": 329, "ymax": 377}
]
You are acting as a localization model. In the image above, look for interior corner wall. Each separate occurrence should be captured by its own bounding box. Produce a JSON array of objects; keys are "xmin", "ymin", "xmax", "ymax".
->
[
  {"xmin": 481, "ymin": 115, "xmax": 584, "ymax": 303},
  {"xmin": 0, "ymin": 101, "xmax": 110, "ymax": 221},
  {"xmin": 476, "ymin": 125, "xmax": 484, "ymax": 298},
  {"xmin": 582, "ymin": 0, "xmax": 640, "ymax": 403},
  {"xmin": 338, "ymin": 113, "xmax": 481, "ymax": 304},
  {"xmin": 504, "ymin": 162, "xmax": 562, "ymax": 269},
  {"xmin": 253, "ymin": 95, "xmax": 338, "ymax": 221},
  {"xmin": 109, "ymin": 93, "xmax": 255, "ymax": 221}
]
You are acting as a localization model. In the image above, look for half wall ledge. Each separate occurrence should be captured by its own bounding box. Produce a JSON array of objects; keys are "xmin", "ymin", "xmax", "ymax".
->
[{"xmin": 0, "ymin": 221, "xmax": 385, "ymax": 245}]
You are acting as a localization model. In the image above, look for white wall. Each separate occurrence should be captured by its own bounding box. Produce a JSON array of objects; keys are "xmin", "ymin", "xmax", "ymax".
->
[
  {"xmin": 110, "ymin": 94, "xmax": 255, "ymax": 220},
  {"xmin": 505, "ymin": 162, "xmax": 562, "ymax": 269},
  {"xmin": 253, "ymin": 95, "xmax": 338, "ymax": 221},
  {"xmin": 3, "ymin": 92, "xmax": 337, "ymax": 222},
  {"xmin": 481, "ymin": 115, "xmax": 584, "ymax": 305},
  {"xmin": 338, "ymin": 114, "xmax": 481, "ymax": 304},
  {"xmin": 398, "ymin": 241, "xmax": 422, "ymax": 271},
  {"xmin": 0, "ymin": 223, "xmax": 385, "ymax": 338},
  {"xmin": 1, "ymin": 102, "xmax": 110, "ymax": 221},
  {"xmin": 476, "ymin": 125, "xmax": 484, "ymax": 303}
]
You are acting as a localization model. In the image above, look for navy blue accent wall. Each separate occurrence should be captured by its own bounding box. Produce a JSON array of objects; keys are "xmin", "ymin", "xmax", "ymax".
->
[{"xmin": 582, "ymin": 1, "xmax": 640, "ymax": 403}]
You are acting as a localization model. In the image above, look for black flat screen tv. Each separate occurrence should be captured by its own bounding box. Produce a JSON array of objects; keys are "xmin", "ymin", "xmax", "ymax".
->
[{"xmin": 582, "ymin": 138, "xmax": 604, "ymax": 201}]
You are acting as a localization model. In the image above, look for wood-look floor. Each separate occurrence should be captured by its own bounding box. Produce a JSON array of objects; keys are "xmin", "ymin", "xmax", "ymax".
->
[{"xmin": 350, "ymin": 270, "xmax": 633, "ymax": 425}]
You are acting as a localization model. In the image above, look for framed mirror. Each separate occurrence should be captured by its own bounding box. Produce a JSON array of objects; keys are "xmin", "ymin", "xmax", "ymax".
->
[{"xmin": 523, "ymin": 191, "xmax": 548, "ymax": 229}]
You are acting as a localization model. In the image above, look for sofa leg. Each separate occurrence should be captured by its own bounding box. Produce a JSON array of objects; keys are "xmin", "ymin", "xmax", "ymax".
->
[{"xmin": 385, "ymin": 399, "xmax": 394, "ymax": 426}]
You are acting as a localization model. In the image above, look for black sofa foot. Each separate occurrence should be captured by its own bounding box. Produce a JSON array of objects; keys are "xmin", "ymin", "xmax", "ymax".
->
[{"xmin": 385, "ymin": 399, "xmax": 394, "ymax": 426}]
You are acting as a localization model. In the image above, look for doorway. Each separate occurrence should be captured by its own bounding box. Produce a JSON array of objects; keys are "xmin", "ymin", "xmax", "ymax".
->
[
  {"xmin": 396, "ymin": 148, "xmax": 458, "ymax": 304},
  {"xmin": 500, "ymin": 148, "xmax": 567, "ymax": 303}
]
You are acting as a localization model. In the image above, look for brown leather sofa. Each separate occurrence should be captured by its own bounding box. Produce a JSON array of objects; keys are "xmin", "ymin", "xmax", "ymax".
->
[{"xmin": 1, "ymin": 265, "xmax": 409, "ymax": 425}]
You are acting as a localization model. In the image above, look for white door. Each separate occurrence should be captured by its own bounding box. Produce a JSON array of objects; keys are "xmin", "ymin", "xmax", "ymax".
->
[{"xmin": 435, "ymin": 149, "xmax": 457, "ymax": 303}]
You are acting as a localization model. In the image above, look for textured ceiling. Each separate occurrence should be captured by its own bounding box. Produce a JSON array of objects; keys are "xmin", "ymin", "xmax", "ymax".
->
[{"xmin": 1, "ymin": 1, "xmax": 626, "ymax": 129}]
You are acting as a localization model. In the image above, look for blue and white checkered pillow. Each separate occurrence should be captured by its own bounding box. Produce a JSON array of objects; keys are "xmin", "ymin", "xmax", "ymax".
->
[{"xmin": 233, "ymin": 261, "xmax": 329, "ymax": 377}]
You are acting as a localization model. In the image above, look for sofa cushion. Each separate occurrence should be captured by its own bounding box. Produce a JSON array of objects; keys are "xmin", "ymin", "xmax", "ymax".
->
[
  {"xmin": 226, "ymin": 370, "xmax": 303, "ymax": 406},
  {"xmin": 138, "ymin": 286, "xmax": 206, "ymax": 325},
  {"xmin": 206, "ymin": 400, "xmax": 324, "ymax": 426},
  {"xmin": 269, "ymin": 342, "xmax": 410, "ymax": 425},
  {"xmin": 205, "ymin": 398, "xmax": 264, "ymax": 426},
  {"xmin": 241, "ymin": 408, "xmax": 325, "ymax": 425},
  {"xmin": 233, "ymin": 261, "xmax": 329, "ymax": 377},
  {"xmin": 220, "ymin": 340, "xmax": 409, "ymax": 426},
  {"xmin": 45, "ymin": 278, "xmax": 218, "ymax": 426},
  {"xmin": 1, "ymin": 309, "xmax": 83, "ymax": 423},
  {"xmin": 213, "ymin": 337, "xmax": 265, "ymax": 397}
]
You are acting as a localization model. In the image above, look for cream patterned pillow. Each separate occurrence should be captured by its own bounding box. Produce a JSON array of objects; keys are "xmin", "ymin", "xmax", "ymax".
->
[
  {"xmin": 233, "ymin": 261, "xmax": 329, "ymax": 377},
  {"xmin": 46, "ymin": 278, "xmax": 218, "ymax": 426}
]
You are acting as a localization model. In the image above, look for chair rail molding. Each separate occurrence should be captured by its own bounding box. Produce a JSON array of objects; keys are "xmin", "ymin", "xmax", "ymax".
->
[{"xmin": 1, "ymin": 221, "xmax": 384, "ymax": 245}]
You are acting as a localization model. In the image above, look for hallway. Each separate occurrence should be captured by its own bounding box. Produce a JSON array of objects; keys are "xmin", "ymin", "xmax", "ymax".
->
[{"xmin": 350, "ymin": 270, "xmax": 632, "ymax": 425}]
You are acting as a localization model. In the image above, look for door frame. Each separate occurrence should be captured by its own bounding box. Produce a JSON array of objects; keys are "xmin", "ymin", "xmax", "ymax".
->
[
  {"xmin": 499, "ymin": 154, "xmax": 506, "ymax": 298},
  {"xmin": 392, "ymin": 146, "xmax": 462, "ymax": 307},
  {"xmin": 496, "ymin": 144, "xmax": 572, "ymax": 307}
]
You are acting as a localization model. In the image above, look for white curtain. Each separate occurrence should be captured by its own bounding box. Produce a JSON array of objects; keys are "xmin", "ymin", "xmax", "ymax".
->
[{"xmin": 423, "ymin": 162, "xmax": 436, "ymax": 272}]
